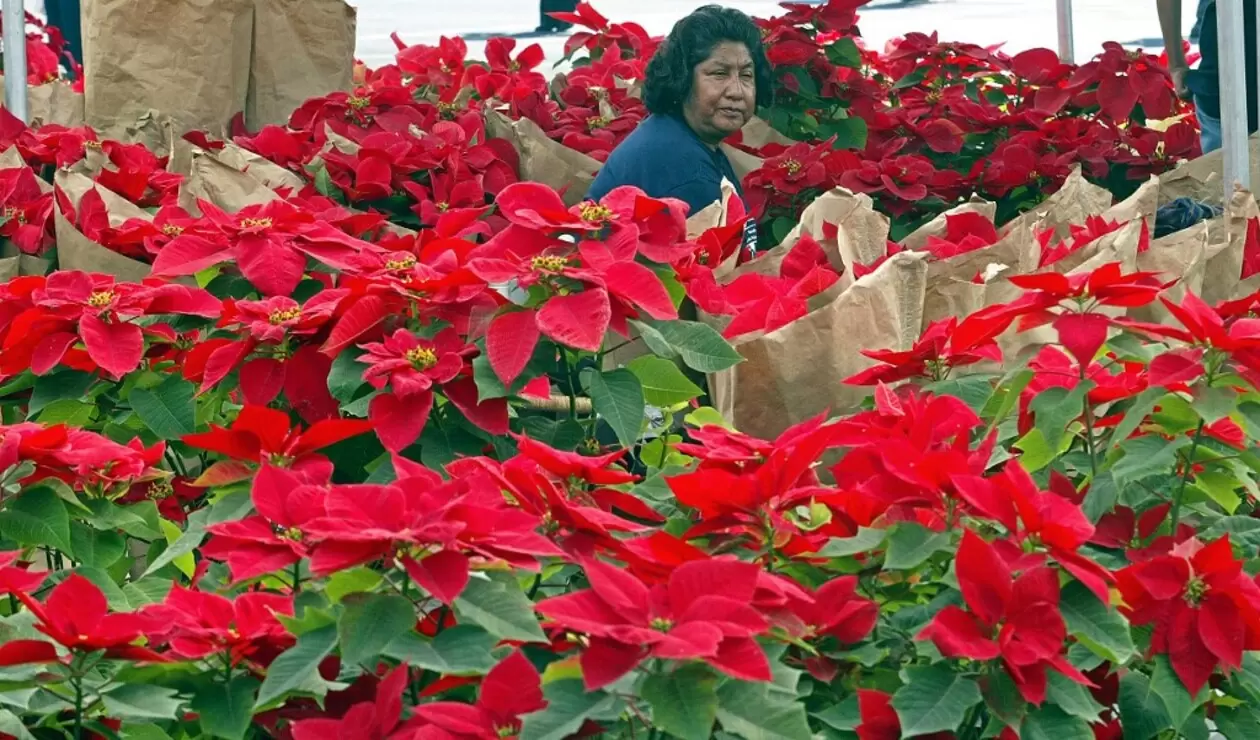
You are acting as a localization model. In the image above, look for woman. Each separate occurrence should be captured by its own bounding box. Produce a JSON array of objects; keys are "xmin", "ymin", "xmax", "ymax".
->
[{"xmin": 587, "ymin": 5, "xmax": 772, "ymax": 253}]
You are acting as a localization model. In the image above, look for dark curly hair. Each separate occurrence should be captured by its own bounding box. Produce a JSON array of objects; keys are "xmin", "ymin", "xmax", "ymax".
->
[{"xmin": 642, "ymin": 5, "xmax": 773, "ymax": 117}]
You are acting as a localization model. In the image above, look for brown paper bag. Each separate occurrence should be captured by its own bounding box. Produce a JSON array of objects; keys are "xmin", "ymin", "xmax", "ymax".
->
[
  {"xmin": 0, "ymin": 76, "xmax": 85, "ymax": 128},
  {"xmin": 1158, "ymin": 135, "xmax": 1260, "ymax": 208},
  {"xmin": 901, "ymin": 197, "xmax": 997, "ymax": 252},
  {"xmin": 247, "ymin": 0, "xmax": 356, "ymax": 130},
  {"xmin": 1104, "ymin": 176, "xmax": 1160, "ymax": 227},
  {"xmin": 709, "ymin": 251, "xmax": 928, "ymax": 440},
  {"xmin": 921, "ymin": 222, "xmax": 1039, "ymax": 325},
  {"xmin": 1000, "ymin": 167, "xmax": 1113, "ymax": 240},
  {"xmin": 485, "ymin": 109, "xmax": 600, "ymax": 206},
  {"xmin": 738, "ymin": 117, "xmax": 795, "ymax": 149},
  {"xmin": 777, "ymin": 188, "xmax": 889, "ymax": 286},
  {"xmin": 216, "ymin": 142, "xmax": 307, "ymax": 192},
  {"xmin": 53, "ymin": 170, "xmax": 153, "ymax": 281},
  {"xmin": 718, "ymin": 143, "xmax": 764, "ymax": 181},
  {"xmin": 178, "ymin": 150, "xmax": 281, "ymax": 216},
  {"xmin": 1203, "ymin": 189, "xmax": 1259, "ymax": 303},
  {"xmin": 1131, "ymin": 221, "xmax": 1209, "ymax": 324},
  {"xmin": 83, "ymin": 0, "xmax": 253, "ymax": 138}
]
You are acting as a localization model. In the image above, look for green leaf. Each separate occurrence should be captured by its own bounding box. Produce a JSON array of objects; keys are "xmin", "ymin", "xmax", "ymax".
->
[
  {"xmin": 83, "ymin": 499, "xmax": 161, "ymax": 540},
  {"xmin": 382, "ymin": 624, "xmax": 498, "ymax": 675},
  {"xmin": 826, "ymin": 36, "xmax": 863, "ymax": 67},
  {"xmin": 520, "ymin": 680, "xmax": 615, "ymax": 740},
  {"xmin": 142, "ymin": 519, "xmax": 205, "ymax": 578},
  {"xmin": 1215, "ymin": 705, "xmax": 1260, "ymax": 739},
  {"xmin": 0, "ymin": 710, "xmax": 34, "ymax": 740},
  {"xmin": 715, "ymin": 681, "xmax": 813, "ymax": 740},
  {"xmin": 190, "ymin": 676, "xmax": 258, "ymax": 740},
  {"xmin": 1192, "ymin": 470, "xmax": 1243, "ymax": 514},
  {"xmin": 323, "ymin": 567, "xmax": 382, "ymax": 604},
  {"xmin": 812, "ymin": 695, "xmax": 860, "ymax": 732},
  {"xmin": 1031, "ymin": 382, "xmax": 1093, "ymax": 449},
  {"xmin": 1108, "ymin": 388, "xmax": 1165, "ymax": 451},
  {"xmin": 29, "ymin": 370, "xmax": 94, "ymax": 416},
  {"xmin": 1015, "ymin": 428, "xmax": 1061, "ymax": 473},
  {"xmin": 327, "ymin": 349, "xmax": 368, "ymax": 404},
  {"xmin": 884, "ymin": 523, "xmax": 950, "ymax": 570},
  {"xmin": 518, "ymin": 417, "xmax": 586, "ymax": 451},
  {"xmin": 582, "ymin": 368, "xmax": 644, "ymax": 448},
  {"xmin": 1020, "ymin": 705, "xmax": 1093, "ymax": 740},
  {"xmin": 1192, "ymin": 385, "xmax": 1237, "ymax": 425},
  {"xmin": 1059, "ymin": 582, "xmax": 1135, "ymax": 664},
  {"xmin": 627, "ymin": 356, "xmax": 703, "ymax": 407},
  {"xmin": 160, "ymin": 518, "xmax": 195, "ymax": 578},
  {"xmin": 630, "ymin": 319, "xmax": 743, "ymax": 373},
  {"xmin": 102, "ymin": 684, "xmax": 185, "ymax": 720},
  {"xmin": 454, "ymin": 575, "xmax": 547, "ymax": 643},
  {"xmin": 0, "ymin": 486, "xmax": 71, "ymax": 552},
  {"xmin": 1117, "ymin": 671, "xmax": 1171, "ymax": 740},
  {"xmin": 129, "ymin": 374, "xmax": 197, "ymax": 439},
  {"xmin": 641, "ymin": 665, "xmax": 719, "ymax": 740},
  {"xmin": 36, "ymin": 398, "xmax": 94, "ymax": 426},
  {"xmin": 255, "ymin": 625, "xmax": 338, "ymax": 709},
  {"xmin": 1045, "ymin": 671, "xmax": 1104, "ymax": 723},
  {"xmin": 338, "ymin": 593, "xmax": 417, "ymax": 666},
  {"xmin": 1202, "ymin": 516, "xmax": 1260, "ymax": 553},
  {"xmin": 819, "ymin": 527, "xmax": 888, "ymax": 557},
  {"xmin": 69, "ymin": 521, "xmax": 126, "ymax": 569},
  {"xmin": 1113, "ymin": 435, "xmax": 1190, "ymax": 491},
  {"xmin": 891, "ymin": 663, "xmax": 982, "ymax": 737},
  {"xmin": 1149, "ymin": 655, "xmax": 1203, "ymax": 729},
  {"xmin": 1235, "ymin": 652, "xmax": 1260, "ymax": 700}
]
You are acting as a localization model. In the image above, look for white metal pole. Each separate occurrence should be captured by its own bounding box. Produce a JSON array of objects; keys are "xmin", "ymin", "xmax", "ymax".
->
[
  {"xmin": 1219, "ymin": 0, "xmax": 1250, "ymax": 196},
  {"xmin": 1056, "ymin": 0, "xmax": 1075, "ymax": 63},
  {"xmin": 2, "ymin": 0, "xmax": 26, "ymax": 124}
]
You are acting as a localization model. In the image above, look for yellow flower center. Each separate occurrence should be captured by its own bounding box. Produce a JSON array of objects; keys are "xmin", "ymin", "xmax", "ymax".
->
[
  {"xmin": 1185, "ymin": 576, "xmax": 1207, "ymax": 606},
  {"xmin": 269, "ymin": 307, "xmax": 301, "ymax": 325},
  {"xmin": 274, "ymin": 525, "xmax": 303, "ymax": 542},
  {"xmin": 3, "ymin": 206, "xmax": 24, "ymax": 224},
  {"xmin": 782, "ymin": 159, "xmax": 802, "ymax": 176},
  {"xmin": 147, "ymin": 480, "xmax": 173, "ymax": 500},
  {"xmin": 508, "ymin": 61, "xmax": 521, "ymax": 73},
  {"xmin": 240, "ymin": 217, "xmax": 273, "ymax": 229},
  {"xmin": 405, "ymin": 346, "xmax": 439, "ymax": 370},
  {"xmin": 587, "ymin": 115, "xmax": 612, "ymax": 131},
  {"xmin": 578, "ymin": 202, "xmax": 613, "ymax": 224},
  {"xmin": 385, "ymin": 254, "xmax": 417, "ymax": 271},
  {"xmin": 530, "ymin": 255, "xmax": 569, "ymax": 274},
  {"xmin": 87, "ymin": 290, "xmax": 115, "ymax": 308},
  {"xmin": 650, "ymin": 617, "xmax": 673, "ymax": 632},
  {"xmin": 436, "ymin": 201, "xmax": 450, "ymax": 212},
  {"xmin": 161, "ymin": 224, "xmax": 184, "ymax": 236},
  {"xmin": 347, "ymin": 95, "xmax": 372, "ymax": 110},
  {"xmin": 925, "ymin": 89, "xmax": 944, "ymax": 104}
]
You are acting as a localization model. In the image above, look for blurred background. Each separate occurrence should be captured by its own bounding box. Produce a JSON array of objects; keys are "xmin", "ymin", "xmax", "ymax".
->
[{"xmin": 351, "ymin": 0, "xmax": 1198, "ymax": 69}]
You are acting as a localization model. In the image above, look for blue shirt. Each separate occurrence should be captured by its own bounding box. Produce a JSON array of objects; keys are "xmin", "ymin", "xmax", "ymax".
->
[{"xmin": 588, "ymin": 114, "xmax": 758, "ymax": 253}]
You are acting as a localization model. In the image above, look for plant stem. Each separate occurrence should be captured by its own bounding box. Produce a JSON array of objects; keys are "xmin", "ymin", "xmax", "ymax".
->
[
  {"xmin": 73, "ymin": 676, "xmax": 84, "ymax": 740},
  {"xmin": 291, "ymin": 561, "xmax": 302, "ymax": 595},
  {"xmin": 1081, "ymin": 372, "xmax": 1099, "ymax": 483},
  {"xmin": 560, "ymin": 351, "xmax": 577, "ymax": 420},
  {"xmin": 1170, "ymin": 419, "xmax": 1206, "ymax": 535}
]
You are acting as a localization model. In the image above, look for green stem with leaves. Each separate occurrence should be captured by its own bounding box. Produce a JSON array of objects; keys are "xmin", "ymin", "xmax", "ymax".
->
[
  {"xmin": 1170, "ymin": 418, "xmax": 1206, "ymax": 535},
  {"xmin": 73, "ymin": 674, "xmax": 84, "ymax": 740}
]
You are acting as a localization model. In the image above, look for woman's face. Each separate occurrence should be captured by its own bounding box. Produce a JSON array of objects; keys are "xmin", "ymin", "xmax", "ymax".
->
[{"xmin": 682, "ymin": 41, "xmax": 756, "ymax": 145}]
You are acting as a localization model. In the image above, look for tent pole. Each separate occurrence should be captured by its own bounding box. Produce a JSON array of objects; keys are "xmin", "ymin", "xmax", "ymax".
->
[
  {"xmin": 1056, "ymin": 0, "xmax": 1075, "ymax": 63},
  {"xmin": 1219, "ymin": 0, "xmax": 1250, "ymax": 197},
  {"xmin": 2, "ymin": 0, "xmax": 27, "ymax": 123}
]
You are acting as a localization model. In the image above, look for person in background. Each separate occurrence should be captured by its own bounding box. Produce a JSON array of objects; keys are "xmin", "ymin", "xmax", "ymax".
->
[
  {"xmin": 1159, "ymin": 0, "xmax": 1257, "ymax": 153},
  {"xmin": 537, "ymin": 0, "xmax": 579, "ymax": 34},
  {"xmin": 43, "ymin": 0, "xmax": 82, "ymax": 79},
  {"xmin": 586, "ymin": 5, "xmax": 771, "ymax": 254}
]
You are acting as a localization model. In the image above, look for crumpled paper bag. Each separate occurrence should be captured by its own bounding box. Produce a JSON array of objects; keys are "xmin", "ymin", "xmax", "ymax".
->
[
  {"xmin": 901, "ymin": 197, "xmax": 997, "ymax": 251},
  {"xmin": 83, "ymin": 0, "xmax": 253, "ymax": 138},
  {"xmin": 920, "ymin": 221, "xmax": 1040, "ymax": 326},
  {"xmin": 1203, "ymin": 188, "xmax": 1259, "ymax": 303},
  {"xmin": 248, "ymin": 0, "xmax": 357, "ymax": 130},
  {"xmin": 484, "ymin": 109, "xmax": 600, "ymax": 206},
  {"xmin": 709, "ymin": 251, "xmax": 928, "ymax": 440},
  {"xmin": 53, "ymin": 169, "xmax": 153, "ymax": 281},
  {"xmin": 1158, "ymin": 135, "xmax": 1260, "ymax": 208},
  {"xmin": 1131, "ymin": 221, "xmax": 1209, "ymax": 324},
  {"xmin": 0, "ymin": 76, "xmax": 85, "ymax": 128},
  {"xmin": 178, "ymin": 149, "xmax": 280, "ymax": 216},
  {"xmin": 1000, "ymin": 167, "xmax": 1113, "ymax": 240}
]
